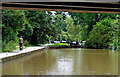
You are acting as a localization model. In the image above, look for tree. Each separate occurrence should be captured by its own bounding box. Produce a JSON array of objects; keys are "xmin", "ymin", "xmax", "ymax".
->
[
  {"xmin": 18, "ymin": 24, "xmax": 33, "ymax": 42},
  {"xmin": 52, "ymin": 12, "xmax": 67, "ymax": 41},
  {"xmin": 2, "ymin": 9, "xmax": 28, "ymax": 43},
  {"xmin": 65, "ymin": 16, "xmax": 83, "ymax": 41},
  {"xmin": 25, "ymin": 10, "xmax": 58, "ymax": 45},
  {"xmin": 85, "ymin": 17, "xmax": 118, "ymax": 49},
  {"xmin": 2, "ymin": 9, "xmax": 29, "ymax": 50}
]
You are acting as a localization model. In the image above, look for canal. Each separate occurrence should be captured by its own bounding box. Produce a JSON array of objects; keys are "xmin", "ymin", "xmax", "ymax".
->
[{"xmin": 2, "ymin": 48, "xmax": 118, "ymax": 75}]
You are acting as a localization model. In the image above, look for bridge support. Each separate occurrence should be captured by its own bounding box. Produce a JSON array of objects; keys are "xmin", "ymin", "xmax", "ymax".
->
[{"xmin": 118, "ymin": 14, "xmax": 120, "ymax": 51}]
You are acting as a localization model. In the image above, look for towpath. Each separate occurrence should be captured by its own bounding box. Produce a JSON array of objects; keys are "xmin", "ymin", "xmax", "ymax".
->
[{"xmin": 0, "ymin": 44, "xmax": 53, "ymax": 62}]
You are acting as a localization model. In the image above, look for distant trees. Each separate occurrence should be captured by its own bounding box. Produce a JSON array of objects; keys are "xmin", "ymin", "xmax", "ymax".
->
[
  {"xmin": 1, "ymin": 9, "xmax": 119, "ymax": 52},
  {"xmin": 23, "ymin": 10, "xmax": 56, "ymax": 45},
  {"xmin": 19, "ymin": 10, "xmax": 59, "ymax": 45},
  {"xmin": 68, "ymin": 13, "xmax": 97, "ymax": 41},
  {"xmin": 68, "ymin": 12, "xmax": 118, "ymax": 49},
  {"xmin": 65, "ymin": 16, "xmax": 82, "ymax": 41}
]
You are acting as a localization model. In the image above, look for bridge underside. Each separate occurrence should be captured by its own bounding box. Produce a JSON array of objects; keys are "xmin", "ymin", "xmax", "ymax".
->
[{"xmin": 1, "ymin": 2, "xmax": 120, "ymax": 14}]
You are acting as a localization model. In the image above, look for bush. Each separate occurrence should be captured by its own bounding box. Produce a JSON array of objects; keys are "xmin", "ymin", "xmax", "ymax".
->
[
  {"xmin": 85, "ymin": 18, "xmax": 117, "ymax": 49},
  {"xmin": 6, "ymin": 40, "xmax": 17, "ymax": 51},
  {"xmin": 23, "ymin": 40, "xmax": 29, "ymax": 46},
  {"xmin": 2, "ymin": 40, "xmax": 7, "ymax": 49}
]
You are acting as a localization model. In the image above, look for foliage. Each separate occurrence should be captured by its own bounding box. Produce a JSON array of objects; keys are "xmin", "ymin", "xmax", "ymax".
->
[
  {"xmin": 2, "ymin": 9, "xmax": 29, "ymax": 44},
  {"xmin": 6, "ymin": 40, "xmax": 17, "ymax": 51},
  {"xmin": 68, "ymin": 13, "xmax": 117, "ymax": 42},
  {"xmin": 2, "ymin": 40, "xmax": 7, "ymax": 49},
  {"xmin": 1, "ymin": 9, "xmax": 118, "ymax": 52},
  {"xmin": 25, "ymin": 10, "xmax": 58, "ymax": 45},
  {"xmin": 68, "ymin": 13, "xmax": 96, "ymax": 39},
  {"xmin": 60, "ymin": 31, "xmax": 70, "ymax": 41},
  {"xmin": 18, "ymin": 24, "xmax": 33, "ymax": 41},
  {"xmin": 52, "ymin": 12, "xmax": 67, "ymax": 41},
  {"xmin": 85, "ymin": 18, "xmax": 118, "ymax": 49},
  {"xmin": 23, "ymin": 40, "xmax": 29, "ymax": 46},
  {"xmin": 65, "ymin": 16, "xmax": 88, "ymax": 41},
  {"xmin": 2, "ymin": 49, "xmax": 9, "ymax": 52},
  {"xmin": 50, "ymin": 43, "xmax": 69, "ymax": 46}
]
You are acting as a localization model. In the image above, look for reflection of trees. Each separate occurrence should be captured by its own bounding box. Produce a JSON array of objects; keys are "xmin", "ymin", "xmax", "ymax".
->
[
  {"xmin": 2, "ymin": 50, "xmax": 57, "ymax": 75},
  {"xmin": 2, "ymin": 49, "xmax": 118, "ymax": 75},
  {"xmin": 50, "ymin": 48, "xmax": 74, "ymax": 75},
  {"xmin": 72, "ymin": 49, "xmax": 118, "ymax": 75},
  {"xmin": 2, "ymin": 58, "xmax": 24, "ymax": 75},
  {"xmin": 22, "ymin": 49, "xmax": 57, "ymax": 75},
  {"xmin": 72, "ymin": 48, "xmax": 83, "ymax": 75},
  {"xmin": 0, "ymin": 63, "xmax": 2, "ymax": 76},
  {"xmin": 108, "ymin": 50, "xmax": 118, "ymax": 74}
]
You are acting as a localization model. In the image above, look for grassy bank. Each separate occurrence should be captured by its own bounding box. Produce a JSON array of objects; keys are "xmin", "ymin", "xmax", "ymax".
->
[
  {"xmin": 1, "ymin": 44, "xmax": 35, "ymax": 53},
  {"xmin": 49, "ymin": 43, "xmax": 69, "ymax": 46}
]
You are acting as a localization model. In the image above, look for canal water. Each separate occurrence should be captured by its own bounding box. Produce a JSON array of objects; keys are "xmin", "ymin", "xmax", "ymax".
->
[{"xmin": 2, "ymin": 48, "xmax": 118, "ymax": 75}]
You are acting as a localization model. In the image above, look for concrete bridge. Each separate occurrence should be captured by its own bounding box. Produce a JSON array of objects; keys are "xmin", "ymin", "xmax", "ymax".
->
[{"xmin": 0, "ymin": 1, "xmax": 120, "ymax": 14}]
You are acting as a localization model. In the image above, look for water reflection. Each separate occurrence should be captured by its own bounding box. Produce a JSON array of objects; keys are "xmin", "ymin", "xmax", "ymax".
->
[
  {"xmin": 2, "ymin": 48, "xmax": 118, "ymax": 75},
  {"xmin": 0, "ymin": 63, "xmax": 2, "ymax": 76}
]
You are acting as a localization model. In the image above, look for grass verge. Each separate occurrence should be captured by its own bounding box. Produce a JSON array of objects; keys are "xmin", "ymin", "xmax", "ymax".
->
[
  {"xmin": 49, "ymin": 43, "xmax": 69, "ymax": 46},
  {"xmin": 1, "ymin": 44, "xmax": 36, "ymax": 52}
]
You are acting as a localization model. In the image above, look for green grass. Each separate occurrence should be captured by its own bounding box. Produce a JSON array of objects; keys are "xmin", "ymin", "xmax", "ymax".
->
[
  {"xmin": 1, "ymin": 43, "xmax": 69, "ymax": 53},
  {"xmin": 16, "ymin": 45, "xmax": 26, "ymax": 50},
  {"xmin": 26, "ymin": 44, "xmax": 36, "ymax": 47},
  {"xmin": 50, "ymin": 43, "xmax": 69, "ymax": 46},
  {"xmin": 37, "ymin": 44, "xmax": 45, "ymax": 46},
  {"xmin": 1, "ymin": 44, "xmax": 35, "ymax": 53},
  {"xmin": 2, "ymin": 49, "xmax": 10, "ymax": 52}
]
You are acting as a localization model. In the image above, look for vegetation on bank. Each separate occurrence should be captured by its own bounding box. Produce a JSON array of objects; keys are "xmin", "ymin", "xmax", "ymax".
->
[
  {"xmin": 49, "ymin": 43, "xmax": 69, "ymax": 46},
  {"xmin": 1, "ymin": 10, "xmax": 119, "ymax": 52},
  {"xmin": 85, "ymin": 18, "xmax": 119, "ymax": 49},
  {"xmin": 2, "ymin": 43, "xmax": 35, "ymax": 52}
]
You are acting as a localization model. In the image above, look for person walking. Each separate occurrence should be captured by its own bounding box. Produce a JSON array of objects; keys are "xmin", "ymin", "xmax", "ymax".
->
[{"xmin": 19, "ymin": 36, "xmax": 23, "ymax": 51}]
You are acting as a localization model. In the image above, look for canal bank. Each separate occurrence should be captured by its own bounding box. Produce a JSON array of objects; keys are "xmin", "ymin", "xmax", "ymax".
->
[
  {"xmin": 49, "ymin": 45, "xmax": 87, "ymax": 49},
  {"xmin": 0, "ymin": 43, "xmax": 87, "ymax": 63},
  {"xmin": 0, "ymin": 43, "xmax": 110, "ymax": 63},
  {"xmin": 0, "ymin": 44, "xmax": 53, "ymax": 63}
]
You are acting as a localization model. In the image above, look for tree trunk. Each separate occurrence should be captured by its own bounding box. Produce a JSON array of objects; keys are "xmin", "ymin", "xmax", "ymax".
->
[{"xmin": 95, "ymin": 13, "xmax": 99, "ymax": 23}]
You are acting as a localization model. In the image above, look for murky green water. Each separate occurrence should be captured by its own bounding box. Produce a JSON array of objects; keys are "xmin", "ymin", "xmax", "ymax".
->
[{"xmin": 2, "ymin": 48, "xmax": 118, "ymax": 75}]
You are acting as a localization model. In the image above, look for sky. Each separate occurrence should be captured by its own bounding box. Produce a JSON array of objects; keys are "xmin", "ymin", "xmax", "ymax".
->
[{"xmin": 51, "ymin": 11, "xmax": 71, "ymax": 17}]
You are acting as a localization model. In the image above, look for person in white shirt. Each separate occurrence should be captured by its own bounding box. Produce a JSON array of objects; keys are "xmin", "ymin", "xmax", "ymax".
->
[{"xmin": 19, "ymin": 36, "xmax": 23, "ymax": 51}]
